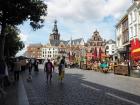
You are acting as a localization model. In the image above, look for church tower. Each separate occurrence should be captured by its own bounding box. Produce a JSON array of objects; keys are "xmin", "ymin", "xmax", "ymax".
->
[{"xmin": 49, "ymin": 20, "xmax": 60, "ymax": 41}]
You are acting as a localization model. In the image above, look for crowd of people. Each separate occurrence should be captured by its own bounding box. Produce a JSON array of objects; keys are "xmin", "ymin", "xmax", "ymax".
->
[
  {"xmin": 1, "ymin": 55, "xmax": 140, "ymax": 99},
  {"xmin": 0, "ymin": 56, "xmax": 66, "ymax": 98},
  {"xmin": 0, "ymin": 58, "xmax": 40, "ymax": 98},
  {"xmin": 89, "ymin": 60, "xmax": 116, "ymax": 73}
]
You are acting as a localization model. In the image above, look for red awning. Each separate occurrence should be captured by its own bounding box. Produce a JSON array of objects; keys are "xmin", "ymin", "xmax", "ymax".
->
[{"xmin": 130, "ymin": 38, "xmax": 140, "ymax": 60}]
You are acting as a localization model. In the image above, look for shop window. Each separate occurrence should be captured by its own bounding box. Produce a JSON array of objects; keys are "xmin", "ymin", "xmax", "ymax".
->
[{"xmin": 106, "ymin": 46, "xmax": 109, "ymax": 50}]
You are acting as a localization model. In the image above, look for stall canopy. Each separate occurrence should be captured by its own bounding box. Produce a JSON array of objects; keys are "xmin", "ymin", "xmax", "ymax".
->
[
  {"xmin": 93, "ymin": 47, "xmax": 97, "ymax": 59},
  {"xmin": 98, "ymin": 47, "xmax": 102, "ymax": 59},
  {"xmin": 130, "ymin": 38, "xmax": 140, "ymax": 60}
]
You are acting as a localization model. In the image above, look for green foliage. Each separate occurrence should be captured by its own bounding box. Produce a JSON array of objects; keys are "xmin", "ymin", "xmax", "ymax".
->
[
  {"xmin": 0, "ymin": 0, "xmax": 47, "ymax": 60},
  {"xmin": 0, "ymin": 0, "xmax": 47, "ymax": 30},
  {"xmin": 4, "ymin": 26, "xmax": 25, "ymax": 57}
]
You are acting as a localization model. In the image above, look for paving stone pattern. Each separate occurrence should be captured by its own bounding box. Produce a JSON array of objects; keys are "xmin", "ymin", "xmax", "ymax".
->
[{"xmin": 22, "ymin": 67, "xmax": 140, "ymax": 105}]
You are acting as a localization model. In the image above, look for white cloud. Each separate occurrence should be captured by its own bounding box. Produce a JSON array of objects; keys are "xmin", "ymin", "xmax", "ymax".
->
[
  {"xmin": 19, "ymin": 33, "xmax": 28, "ymax": 42},
  {"xmin": 43, "ymin": 0, "xmax": 132, "ymax": 41},
  {"xmin": 16, "ymin": 34, "xmax": 30, "ymax": 56},
  {"xmin": 16, "ymin": 42, "xmax": 31, "ymax": 56},
  {"xmin": 46, "ymin": 0, "xmax": 132, "ymax": 22},
  {"xmin": 17, "ymin": 0, "xmax": 132, "ymax": 51}
]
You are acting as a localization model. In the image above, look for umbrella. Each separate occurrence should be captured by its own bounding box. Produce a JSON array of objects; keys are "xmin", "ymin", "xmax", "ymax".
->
[
  {"xmin": 93, "ymin": 47, "xmax": 97, "ymax": 59},
  {"xmin": 130, "ymin": 38, "xmax": 140, "ymax": 51},
  {"xmin": 92, "ymin": 48, "xmax": 94, "ymax": 59},
  {"xmin": 98, "ymin": 47, "xmax": 102, "ymax": 59}
]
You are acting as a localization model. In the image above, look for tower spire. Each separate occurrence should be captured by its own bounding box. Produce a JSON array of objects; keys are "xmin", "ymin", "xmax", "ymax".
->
[{"xmin": 52, "ymin": 20, "xmax": 58, "ymax": 34}]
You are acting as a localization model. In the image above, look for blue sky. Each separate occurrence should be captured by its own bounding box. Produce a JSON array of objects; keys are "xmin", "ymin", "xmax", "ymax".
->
[{"xmin": 17, "ymin": 0, "xmax": 132, "ymax": 56}]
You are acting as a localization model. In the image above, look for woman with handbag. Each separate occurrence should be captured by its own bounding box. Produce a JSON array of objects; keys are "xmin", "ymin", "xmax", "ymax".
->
[{"xmin": 58, "ymin": 56, "xmax": 66, "ymax": 82}]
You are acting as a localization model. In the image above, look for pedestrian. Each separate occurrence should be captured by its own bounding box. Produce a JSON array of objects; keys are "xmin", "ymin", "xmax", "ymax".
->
[
  {"xmin": 0, "ymin": 60, "xmax": 7, "ymax": 97},
  {"xmin": 44, "ymin": 59, "xmax": 54, "ymax": 83},
  {"xmin": 27, "ymin": 59, "xmax": 32, "ymax": 81},
  {"xmin": 28, "ymin": 59, "xmax": 32, "ymax": 74},
  {"xmin": 58, "ymin": 56, "xmax": 66, "ymax": 81},
  {"xmin": 3, "ymin": 61, "xmax": 10, "ymax": 87},
  {"xmin": 13, "ymin": 59, "xmax": 21, "ymax": 81},
  {"xmin": 34, "ymin": 59, "xmax": 39, "ymax": 72}
]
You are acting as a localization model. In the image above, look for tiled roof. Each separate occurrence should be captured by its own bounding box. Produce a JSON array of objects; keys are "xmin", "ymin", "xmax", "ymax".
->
[
  {"xmin": 50, "ymin": 38, "xmax": 84, "ymax": 46},
  {"xmin": 28, "ymin": 43, "xmax": 42, "ymax": 47}
]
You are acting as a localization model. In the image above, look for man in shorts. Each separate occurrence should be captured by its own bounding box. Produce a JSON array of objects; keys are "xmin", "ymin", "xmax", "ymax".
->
[{"xmin": 44, "ymin": 59, "xmax": 54, "ymax": 83}]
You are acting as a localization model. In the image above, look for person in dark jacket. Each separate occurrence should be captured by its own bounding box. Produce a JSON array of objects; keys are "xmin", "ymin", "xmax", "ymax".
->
[{"xmin": 44, "ymin": 59, "xmax": 54, "ymax": 83}]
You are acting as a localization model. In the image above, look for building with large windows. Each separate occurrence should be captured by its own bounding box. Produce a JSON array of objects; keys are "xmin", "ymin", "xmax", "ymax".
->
[
  {"xmin": 115, "ymin": 0, "xmax": 140, "ymax": 61},
  {"xmin": 49, "ymin": 20, "xmax": 85, "ymax": 58},
  {"xmin": 128, "ymin": 0, "xmax": 140, "ymax": 40},
  {"xmin": 26, "ymin": 43, "xmax": 42, "ymax": 59},
  {"xmin": 105, "ymin": 40, "xmax": 116, "ymax": 55},
  {"xmin": 41, "ymin": 44, "xmax": 58, "ymax": 59},
  {"xmin": 105, "ymin": 39, "xmax": 117, "ymax": 61},
  {"xmin": 116, "ymin": 14, "xmax": 130, "ymax": 61},
  {"xmin": 25, "ymin": 20, "xmax": 85, "ymax": 60},
  {"xmin": 86, "ymin": 30, "xmax": 106, "ymax": 59}
]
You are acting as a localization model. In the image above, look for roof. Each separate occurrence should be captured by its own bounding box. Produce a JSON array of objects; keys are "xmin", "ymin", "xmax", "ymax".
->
[
  {"xmin": 127, "ymin": 1, "xmax": 140, "ymax": 12},
  {"xmin": 116, "ymin": 13, "xmax": 128, "ymax": 27},
  {"xmin": 28, "ymin": 43, "xmax": 42, "ymax": 47},
  {"xmin": 106, "ymin": 39, "xmax": 116, "ymax": 44},
  {"xmin": 67, "ymin": 38, "xmax": 84, "ymax": 45},
  {"xmin": 49, "ymin": 40, "xmax": 68, "ymax": 46},
  {"xmin": 50, "ymin": 38, "xmax": 84, "ymax": 46}
]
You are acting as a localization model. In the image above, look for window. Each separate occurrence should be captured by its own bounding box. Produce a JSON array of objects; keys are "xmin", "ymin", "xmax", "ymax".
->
[
  {"xmin": 106, "ymin": 51, "xmax": 109, "ymax": 54},
  {"xmin": 139, "ymin": 24, "xmax": 140, "ymax": 36},
  {"xmin": 134, "ymin": 9, "xmax": 137, "ymax": 21},
  {"xmin": 131, "ymin": 27, "xmax": 133, "ymax": 37},
  {"xmin": 134, "ymin": 24, "xmax": 137, "ymax": 36},
  {"xmin": 130, "ymin": 13, "xmax": 132, "ymax": 23},
  {"xmin": 106, "ymin": 46, "xmax": 109, "ymax": 50}
]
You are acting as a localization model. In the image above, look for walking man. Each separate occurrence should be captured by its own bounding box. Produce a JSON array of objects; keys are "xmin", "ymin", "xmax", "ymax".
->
[
  {"xmin": 13, "ymin": 59, "xmax": 21, "ymax": 81},
  {"xmin": 44, "ymin": 59, "xmax": 54, "ymax": 83}
]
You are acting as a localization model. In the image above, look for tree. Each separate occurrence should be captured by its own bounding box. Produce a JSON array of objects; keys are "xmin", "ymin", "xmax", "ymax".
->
[
  {"xmin": 4, "ymin": 26, "xmax": 25, "ymax": 57},
  {"xmin": 0, "ymin": 0, "xmax": 47, "ymax": 61}
]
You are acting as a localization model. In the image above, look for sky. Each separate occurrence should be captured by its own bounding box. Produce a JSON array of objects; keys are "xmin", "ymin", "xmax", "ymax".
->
[{"xmin": 17, "ymin": 0, "xmax": 132, "ymax": 56}]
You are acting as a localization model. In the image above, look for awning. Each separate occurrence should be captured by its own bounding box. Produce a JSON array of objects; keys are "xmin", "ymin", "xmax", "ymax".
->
[
  {"xmin": 132, "ymin": 48, "xmax": 140, "ymax": 53},
  {"xmin": 130, "ymin": 38, "xmax": 140, "ymax": 60}
]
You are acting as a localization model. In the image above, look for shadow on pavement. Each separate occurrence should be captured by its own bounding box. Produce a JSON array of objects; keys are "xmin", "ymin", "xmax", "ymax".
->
[{"xmin": 21, "ymin": 69, "xmax": 140, "ymax": 105}]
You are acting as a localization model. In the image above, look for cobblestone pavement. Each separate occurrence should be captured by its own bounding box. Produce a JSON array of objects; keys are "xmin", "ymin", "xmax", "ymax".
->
[{"xmin": 22, "ymin": 65, "xmax": 140, "ymax": 105}]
